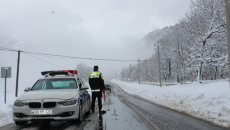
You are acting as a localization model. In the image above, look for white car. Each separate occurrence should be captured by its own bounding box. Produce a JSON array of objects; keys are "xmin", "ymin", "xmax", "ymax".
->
[{"xmin": 12, "ymin": 70, "xmax": 91, "ymax": 125}]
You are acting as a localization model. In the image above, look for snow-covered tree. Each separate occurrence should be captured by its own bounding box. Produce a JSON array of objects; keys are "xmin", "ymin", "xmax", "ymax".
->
[
  {"xmin": 120, "ymin": 0, "xmax": 228, "ymax": 84},
  {"xmin": 75, "ymin": 63, "xmax": 92, "ymax": 83}
]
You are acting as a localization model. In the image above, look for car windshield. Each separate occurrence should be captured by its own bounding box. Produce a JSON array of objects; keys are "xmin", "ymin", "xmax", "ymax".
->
[{"xmin": 31, "ymin": 79, "xmax": 77, "ymax": 90}]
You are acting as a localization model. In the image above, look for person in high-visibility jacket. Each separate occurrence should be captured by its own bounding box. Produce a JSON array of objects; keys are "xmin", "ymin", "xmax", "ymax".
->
[{"xmin": 89, "ymin": 65, "xmax": 106, "ymax": 114}]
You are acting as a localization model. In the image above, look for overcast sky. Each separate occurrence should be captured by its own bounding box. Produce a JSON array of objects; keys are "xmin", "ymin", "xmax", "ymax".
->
[{"xmin": 0, "ymin": 0, "xmax": 191, "ymax": 84}]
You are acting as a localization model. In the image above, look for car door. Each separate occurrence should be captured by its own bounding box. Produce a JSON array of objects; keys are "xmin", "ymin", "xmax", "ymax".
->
[
  {"xmin": 77, "ymin": 79, "xmax": 87, "ymax": 113},
  {"xmin": 80, "ymin": 78, "xmax": 90, "ymax": 113}
]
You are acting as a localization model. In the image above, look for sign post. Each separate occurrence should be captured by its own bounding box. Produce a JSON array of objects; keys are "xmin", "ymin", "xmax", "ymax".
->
[
  {"xmin": 1, "ymin": 67, "xmax": 11, "ymax": 104},
  {"xmin": 5, "ymin": 68, "xmax": 7, "ymax": 104}
]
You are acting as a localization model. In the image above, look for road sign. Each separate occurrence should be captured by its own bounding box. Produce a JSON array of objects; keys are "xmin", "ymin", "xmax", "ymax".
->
[
  {"xmin": 1, "ymin": 67, "xmax": 11, "ymax": 104},
  {"xmin": 1, "ymin": 67, "xmax": 11, "ymax": 78}
]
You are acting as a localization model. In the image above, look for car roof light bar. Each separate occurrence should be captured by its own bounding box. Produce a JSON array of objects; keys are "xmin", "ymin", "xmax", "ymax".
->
[
  {"xmin": 41, "ymin": 71, "xmax": 54, "ymax": 76},
  {"xmin": 41, "ymin": 70, "xmax": 78, "ymax": 76},
  {"xmin": 63, "ymin": 70, "xmax": 77, "ymax": 74}
]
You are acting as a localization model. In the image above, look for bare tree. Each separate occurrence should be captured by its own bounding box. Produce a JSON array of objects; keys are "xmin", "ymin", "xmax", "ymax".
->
[{"xmin": 75, "ymin": 63, "xmax": 92, "ymax": 83}]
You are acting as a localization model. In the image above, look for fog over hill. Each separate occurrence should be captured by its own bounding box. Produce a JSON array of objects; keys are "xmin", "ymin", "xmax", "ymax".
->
[
  {"xmin": 0, "ymin": 0, "xmax": 191, "ymax": 94},
  {"xmin": 144, "ymin": 27, "xmax": 170, "ymax": 46},
  {"xmin": 121, "ymin": 27, "xmax": 171, "ymax": 62},
  {"xmin": 0, "ymin": 28, "xmax": 162, "ymax": 93}
]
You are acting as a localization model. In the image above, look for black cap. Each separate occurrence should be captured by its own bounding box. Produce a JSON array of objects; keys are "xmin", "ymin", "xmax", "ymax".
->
[{"xmin": 94, "ymin": 66, "xmax": 98, "ymax": 69}]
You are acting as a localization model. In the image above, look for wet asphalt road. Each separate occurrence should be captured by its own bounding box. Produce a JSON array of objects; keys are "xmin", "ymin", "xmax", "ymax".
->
[{"xmin": 0, "ymin": 83, "xmax": 229, "ymax": 130}]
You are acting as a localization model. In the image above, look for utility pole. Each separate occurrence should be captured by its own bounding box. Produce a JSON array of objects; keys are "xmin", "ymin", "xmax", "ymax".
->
[
  {"xmin": 130, "ymin": 64, "xmax": 132, "ymax": 82},
  {"xmin": 157, "ymin": 46, "xmax": 162, "ymax": 87},
  {"xmin": 176, "ymin": 36, "xmax": 180, "ymax": 83},
  {"xmin": 197, "ymin": 62, "xmax": 201, "ymax": 83},
  {"xmin": 146, "ymin": 60, "xmax": 148, "ymax": 81},
  {"xmin": 122, "ymin": 68, "xmax": 124, "ymax": 81},
  {"xmin": 116, "ymin": 70, "xmax": 117, "ymax": 81},
  {"xmin": 15, "ymin": 51, "xmax": 20, "ymax": 97},
  {"xmin": 225, "ymin": 0, "xmax": 230, "ymax": 90},
  {"xmin": 138, "ymin": 58, "xmax": 140, "ymax": 85}
]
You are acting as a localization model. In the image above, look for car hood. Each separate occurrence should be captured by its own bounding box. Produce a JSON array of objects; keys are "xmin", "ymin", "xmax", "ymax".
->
[{"xmin": 17, "ymin": 90, "xmax": 79, "ymax": 100}]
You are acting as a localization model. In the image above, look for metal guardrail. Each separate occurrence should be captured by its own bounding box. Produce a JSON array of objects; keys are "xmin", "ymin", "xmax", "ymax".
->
[{"xmin": 141, "ymin": 83, "xmax": 178, "ymax": 86}]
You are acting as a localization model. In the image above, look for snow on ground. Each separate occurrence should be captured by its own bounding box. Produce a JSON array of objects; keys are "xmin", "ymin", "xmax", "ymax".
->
[
  {"xmin": 1, "ymin": 79, "xmax": 229, "ymax": 127},
  {"xmin": 0, "ymin": 92, "xmax": 23, "ymax": 127},
  {"xmin": 111, "ymin": 79, "xmax": 230, "ymax": 127}
]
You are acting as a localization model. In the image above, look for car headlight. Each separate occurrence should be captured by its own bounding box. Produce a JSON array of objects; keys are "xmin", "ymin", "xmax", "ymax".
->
[
  {"xmin": 14, "ymin": 100, "xmax": 25, "ymax": 107},
  {"xmin": 58, "ymin": 99, "xmax": 77, "ymax": 106}
]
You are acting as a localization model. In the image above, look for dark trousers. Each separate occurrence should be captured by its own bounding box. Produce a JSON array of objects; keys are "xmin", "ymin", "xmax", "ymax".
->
[{"xmin": 91, "ymin": 92, "xmax": 102, "ymax": 112}]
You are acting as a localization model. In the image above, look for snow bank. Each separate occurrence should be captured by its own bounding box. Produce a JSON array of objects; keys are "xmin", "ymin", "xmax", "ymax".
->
[
  {"xmin": 111, "ymin": 79, "xmax": 230, "ymax": 127},
  {"xmin": 0, "ymin": 92, "xmax": 22, "ymax": 127}
]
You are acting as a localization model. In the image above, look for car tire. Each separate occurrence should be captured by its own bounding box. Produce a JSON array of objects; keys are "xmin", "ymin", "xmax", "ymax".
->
[
  {"xmin": 15, "ymin": 121, "xmax": 27, "ymax": 125},
  {"xmin": 76, "ymin": 103, "xmax": 83, "ymax": 123}
]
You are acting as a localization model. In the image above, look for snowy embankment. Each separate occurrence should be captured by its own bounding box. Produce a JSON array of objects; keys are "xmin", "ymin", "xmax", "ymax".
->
[
  {"xmin": 111, "ymin": 79, "xmax": 230, "ymax": 127},
  {"xmin": 0, "ymin": 92, "xmax": 22, "ymax": 127}
]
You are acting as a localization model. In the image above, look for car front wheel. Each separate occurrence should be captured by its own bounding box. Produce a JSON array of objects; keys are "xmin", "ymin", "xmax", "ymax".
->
[
  {"xmin": 76, "ymin": 103, "xmax": 83, "ymax": 123},
  {"xmin": 85, "ymin": 100, "xmax": 91, "ymax": 115}
]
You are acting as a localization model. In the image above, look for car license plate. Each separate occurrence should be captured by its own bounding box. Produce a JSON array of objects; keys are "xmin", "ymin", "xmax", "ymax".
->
[{"xmin": 31, "ymin": 110, "xmax": 52, "ymax": 114}]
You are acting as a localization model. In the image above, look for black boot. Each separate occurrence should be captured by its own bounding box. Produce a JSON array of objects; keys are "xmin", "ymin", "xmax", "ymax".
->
[{"xmin": 100, "ymin": 109, "xmax": 106, "ymax": 114}]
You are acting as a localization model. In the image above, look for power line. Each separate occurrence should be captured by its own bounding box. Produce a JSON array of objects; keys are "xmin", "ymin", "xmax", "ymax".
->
[
  {"xmin": 0, "ymin": 45, "xmax": 13, "ymax": 50},
  {"xmin": 172, "ymin": 0, "xmax": 187, "ymax": 21},
  {"xmin": 0, "ymin": 48, "xmax": 139, "ymax": 62},
  {"xmin": 12, "ymin": 60, "xmax": 18, "ymax": 68},
  {"xmin": 170, "ymin": 0, "xmax": 187, "ymax": 23},
  {"xmin": 23, "ymin": 53, "xmax": 67, "ymax": 69},
  {"xmin": 0, "ymin": 48, "xmax": 19, "ymax": 52},
  {"xmin": 170, "ymin": 0, "xmax": 184, "ymax": 21},
  {"xmin": 22, "ymin": 51, "xmax": 138, "ymax": 62}
]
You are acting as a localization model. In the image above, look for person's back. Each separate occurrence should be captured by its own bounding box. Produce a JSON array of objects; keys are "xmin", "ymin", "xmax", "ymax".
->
[
  {"xmin": 89, "ymin": 65, "xmax": 106, "ymax": 114},
  {"xmin": 89, "ymin": 71, "xmax": 104, "ymax": 91}
]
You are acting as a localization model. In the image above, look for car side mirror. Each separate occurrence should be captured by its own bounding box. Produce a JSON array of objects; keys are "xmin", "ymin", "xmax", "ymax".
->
[
  {"xmin": 24, "ymin": 87, "xmax": 30, "ymax": 92},
  {"xmin": 80, "ymin": 85, "xmax": 88, "ymax": 90}
]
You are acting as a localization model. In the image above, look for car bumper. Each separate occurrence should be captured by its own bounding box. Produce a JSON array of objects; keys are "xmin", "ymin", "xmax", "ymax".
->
[{"xmin": 13, "ymin": 103, "xmax": 79, "ymax": 121}]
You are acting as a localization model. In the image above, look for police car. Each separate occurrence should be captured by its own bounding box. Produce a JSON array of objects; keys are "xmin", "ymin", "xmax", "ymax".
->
[{"xmin": 12, "ymin": 70, "xmax": 91, "ymax": 125}]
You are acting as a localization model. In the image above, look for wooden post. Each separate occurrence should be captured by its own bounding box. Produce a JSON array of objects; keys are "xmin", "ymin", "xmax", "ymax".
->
[
  {"xmin": 15, "ymin": 51, "xmax": 20, "ymax": 97},
  {"xmin": 157, "ymin": 46, "xmax": 162, "ymax": 87}
]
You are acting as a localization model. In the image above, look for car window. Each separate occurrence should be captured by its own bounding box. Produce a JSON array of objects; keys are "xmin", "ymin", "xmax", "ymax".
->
[
  {"xmin": 79, "ymin": 79, "xmax": 84, "ymax": 85},
  {"xmin": 31, "ymin": 79, "xmax": 78, "ymax": 90},
  {"xmin": 77, "ymin": 79, "xmax": 83, "ymax": 88}
]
